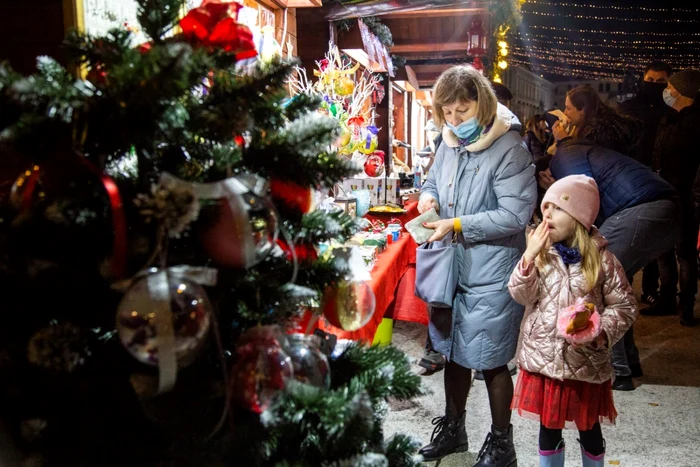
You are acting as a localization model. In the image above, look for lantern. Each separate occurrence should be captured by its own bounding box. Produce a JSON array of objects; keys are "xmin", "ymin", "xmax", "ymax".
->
[
  {"xmin": 468, "ymin": 19, "xmax": 487, "ymax": 56},
  {"xmin": 335, "ymin": 196, "xmax": 358, "ymax": 218}
]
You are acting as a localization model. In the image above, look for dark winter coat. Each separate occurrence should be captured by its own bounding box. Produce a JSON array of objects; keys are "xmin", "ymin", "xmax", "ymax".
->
[
  {"xmin": 550, "ymin": 138, "xmax": 676, "ymax": 225},
  {"xmin": 652, "ymin": 103, "xmax": 700, "ymax": 201},
  {"xmin": 578, "ymin": 109, "xmax": 643, "ymax": 156},
  {"xmin": 619, "ymin": 94, "xmax": 669, "ymax": 167},
  {"xmin": 523, "ymin": 131, "xmax": 547, "ymax": 162}
]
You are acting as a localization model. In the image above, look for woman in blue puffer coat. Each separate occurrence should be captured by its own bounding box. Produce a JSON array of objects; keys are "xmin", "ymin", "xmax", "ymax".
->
[{"xmin": 417, "ymin": 65, "xmax": 537, "ymax": 466}]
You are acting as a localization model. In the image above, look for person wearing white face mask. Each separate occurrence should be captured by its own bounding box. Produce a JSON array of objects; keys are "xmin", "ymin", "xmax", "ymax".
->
[
  {"xmin": 650, "ymin": 69, "xmax": 700, "ymax": 326},
  {"xmin": 416, "ymin": 65, "xmax": 537, "ymax": 466}
]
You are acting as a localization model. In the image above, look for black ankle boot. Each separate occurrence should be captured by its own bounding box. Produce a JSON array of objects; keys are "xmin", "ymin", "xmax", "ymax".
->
[
  {"xmin": 473, "ymin": 424, "xmax": 517, "ymax": 467},
  {"xmin": 680, "ymin": 303, "xmax": 696, "ymax": 327},
  {"xmin": 418, "ymin": 411, "xmax": 469, "ymax": 461},
  {"xmin": 640, "ymin": 295, "xmax": 676, "ymax": 316}
]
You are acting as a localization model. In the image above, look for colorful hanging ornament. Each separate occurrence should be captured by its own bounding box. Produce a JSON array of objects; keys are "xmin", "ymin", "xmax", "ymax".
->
[
  {"xmin": 363, "ymin": 150, "xmax": 385, "ymax": 178},
  {"xmin": 269, "ymin": 178, "xmax": 315, "ymax": 214},
  {"xmin": 116, "ymin": 268, "xmax": 214, "ymax": 392},
  {"xmin": 283, "ymin": 334, "xmax": 331, "ymax": 389},
  {"xmin": 336, "ymin": 122, "xmax": 352, "ymax": 148},
  {"xmin": 8, "ymin": 154, "xmax": 127, "ymax": 280},
  {"xmin": 162, "ymin": 172, "xmax": 278, "ymax": 269},
  {"xmin": 322, "ymin": 279, "xmax": 376, "ymax": 331},
  {"xmin": 334, "ymin": 76, "xmax": 355, "ymax": 97},
  {"xmin": 359, "ymin": 126, "xmax": 379, "ymax": 155},
  {"xmin": 231, "ymin": 325, "xmax": 294, "ymax": 414}
]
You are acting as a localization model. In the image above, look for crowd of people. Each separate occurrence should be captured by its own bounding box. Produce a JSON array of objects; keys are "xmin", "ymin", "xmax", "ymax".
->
[{"xmin": 413, "ymin": 62, "xmax": 699, "ymax": 467}]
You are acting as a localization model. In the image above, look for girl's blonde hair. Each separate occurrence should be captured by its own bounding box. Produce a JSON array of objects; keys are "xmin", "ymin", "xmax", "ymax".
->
[
  {"xmin": 432, "ymin": 66, "xmax": 498, "ymax": 128},
  {"xmin": 536, "ymin": 218, "xmax": 601, "ymax": 293}
]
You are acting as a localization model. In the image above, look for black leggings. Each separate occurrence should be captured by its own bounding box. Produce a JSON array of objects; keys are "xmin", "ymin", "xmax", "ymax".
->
[{"xmin": 539, "ymin": 423, "xmax": 605, "ymax": 456}]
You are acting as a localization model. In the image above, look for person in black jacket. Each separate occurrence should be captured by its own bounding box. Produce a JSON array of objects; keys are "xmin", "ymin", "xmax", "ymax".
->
[
  {"xmin": 647, "ymin": 69, "xmax": 700, "ymax": 326},
  {"xmin": 549, "ymin": 138, "xmax": 679, "ymax": 390},
  {"xmin": 618, "ymin": 61, "xmax": 673, "ymax": 308}
]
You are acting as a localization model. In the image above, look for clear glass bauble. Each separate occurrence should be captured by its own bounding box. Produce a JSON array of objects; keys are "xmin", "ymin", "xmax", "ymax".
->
[
  {"xmin": 116, "ymin": 271, "xmax": 212, "ymax": 367},
  {"xmin": 323, "ymin": 280, "xmax": 376, "ymax": 332},
  {"xmin": 231, "ymin": 325, "xmax": 294, "ymax": 414},
  {"xmin": 283, "ymin": 334, "xmax": 331, "ymax": 389}
]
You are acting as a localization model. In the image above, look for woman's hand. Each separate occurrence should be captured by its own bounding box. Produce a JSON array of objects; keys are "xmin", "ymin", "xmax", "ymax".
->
[
  {"xmin": 538, "ymin": 169, "xmax": 556, "ymax": 190},
  {"xmin": 523, "ymin": 219, "xmax": 549, "ymax": 265},
  {"xmin": 552, "ymin": 120, "xmax": 570, "ymax": 142},
  {"xmin": 424, "ymin": 218, "xmax": 455, "ymax": 243},
  {"xmin": 418, "ymin": 195, "xmax": 439, "ymax": 214}
]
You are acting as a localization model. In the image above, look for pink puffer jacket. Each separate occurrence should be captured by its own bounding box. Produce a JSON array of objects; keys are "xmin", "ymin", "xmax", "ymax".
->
[{"xmin": 508, "ymin": 231, "xmax": 637, "ymax": 384}]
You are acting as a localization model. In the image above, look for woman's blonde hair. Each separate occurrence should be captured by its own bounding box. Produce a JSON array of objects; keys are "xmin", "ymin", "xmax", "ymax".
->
[
  {"xmin": 536, "ymin": 218, "xmax": 601, "ymax": 293},
  {"xmin": 432, "ymin": 66, "xmax": 498, "ymax": 128}
]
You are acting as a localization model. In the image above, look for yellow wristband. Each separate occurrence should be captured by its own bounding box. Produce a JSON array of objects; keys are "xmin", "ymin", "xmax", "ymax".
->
[{"xmin": 453, "ymin": 217, "xmax": 462, "ymax": 233}]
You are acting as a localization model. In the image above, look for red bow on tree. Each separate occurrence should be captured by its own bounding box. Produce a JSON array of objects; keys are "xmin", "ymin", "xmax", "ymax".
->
[{"xmin": 180, "ymin": 0, "xmax": 257, "ymax": 61}]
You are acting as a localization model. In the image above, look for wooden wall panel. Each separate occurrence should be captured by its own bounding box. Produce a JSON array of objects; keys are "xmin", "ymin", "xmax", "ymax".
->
[{"xmin": 0, "ymin": 0, "xmax": 67, "ymax": 74}]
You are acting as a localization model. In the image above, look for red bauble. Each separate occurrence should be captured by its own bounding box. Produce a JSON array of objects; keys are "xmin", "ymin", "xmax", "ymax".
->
[
  {"xmin": 230, "ymin": 326, "xmax": 293, "ymax": 413},
  {"xmin": 269, "ymin": 178, "xmax": 314, "ymax": 213},
  {"xmin": 364, "ymin": 151, "xmax": 385, "ymax": 178},
  {"xmin": 276, "ymin": 239, "xmax": 318, "ymax": 263}
]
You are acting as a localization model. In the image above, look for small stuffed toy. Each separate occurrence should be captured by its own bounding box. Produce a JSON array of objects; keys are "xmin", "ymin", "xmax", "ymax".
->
[{"xmin": 557, "ymin": 297, "xmax": 601, "ymax": 345}]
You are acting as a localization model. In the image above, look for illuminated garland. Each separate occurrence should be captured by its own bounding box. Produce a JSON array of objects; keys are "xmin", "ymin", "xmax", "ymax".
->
[
  {"xmin": 524, "ymin": 0, "xmax": 700, "ymax": 13},
  {"xmin": 509, "ymin": 57, "xmax": 625, "ymax": 81},
  {"xmin": 524, "ymin": 9, "xmax": 700, "ymax": 23},
  {"xmin": 511, "ymin": 44, "xmax": 700, "ymax": 69},
  {"xmin": 527, "ymin": 24, "xmax": 700, "ymax": 36},
  {"xmin": 519, "ymin": 32, "xmax": 700, "ymax": 48}
]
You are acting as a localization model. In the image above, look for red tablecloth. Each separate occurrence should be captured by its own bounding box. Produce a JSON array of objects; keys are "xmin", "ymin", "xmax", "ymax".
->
[{"xmin": 317, "ymin": 201, "xmax": 429, "ymax": 342}]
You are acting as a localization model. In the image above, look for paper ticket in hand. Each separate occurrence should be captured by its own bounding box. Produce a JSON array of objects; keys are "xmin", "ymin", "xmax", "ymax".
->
[{"xmin": 405, "ymin": 208, "xmax": 441, "ymax": 244}]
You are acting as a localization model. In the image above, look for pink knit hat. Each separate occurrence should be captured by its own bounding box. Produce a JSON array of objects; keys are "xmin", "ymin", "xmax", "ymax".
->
[{"xmin": 541, "ymin": 175, "xmax": 600, "ymax": 230}]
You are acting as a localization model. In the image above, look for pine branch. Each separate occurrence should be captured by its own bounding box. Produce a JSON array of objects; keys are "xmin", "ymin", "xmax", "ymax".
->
[
  {"xmin": 282, "ymin": 93, "xmax": 323, "ymax": 123},
  {"xmin": 262, "ymin": 381, "xmax": 375, "ymax": 465},
  {"xmin": 137, "ymin": 0, "xmax": 185, "ymax": 42},
  {"xmin": 64, "ymin": 28, "xmax": 135, "ymax": 71},
  {"xmin": 296, "ymin": 210, "xmax": 362, "ymax": 244},
  {"xmin": 330, "ymin": 344, "xmax": 423, "ymax": 402},
  {"xmin": 384, "ymin": 434, "xmax": 422, "ymax": 467},
  {"xmin": 188, "ymin": 60, "xmax": 294, "ymax": 141},
  {"xmin": 294, "ymin": 256, "xmax": 350, "ymax": 297},
  {"xmin": 245, "ymin": 113, "xmax": 361, "ymax": 188}
]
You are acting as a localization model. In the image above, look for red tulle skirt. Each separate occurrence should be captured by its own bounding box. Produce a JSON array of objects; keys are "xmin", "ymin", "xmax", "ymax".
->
[{"xmin": 511, "ymin": 369, "xmax": 617, "ymax": 431}]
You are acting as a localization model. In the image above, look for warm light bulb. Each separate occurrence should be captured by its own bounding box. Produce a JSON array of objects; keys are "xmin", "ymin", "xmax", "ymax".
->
[
  {"xmin": 499, "ymin": 48, "xmax": 509, "ymax": 57},
  {"xmin": 493, "ymin": 74, "xmax": 502, "ymax": 83},
  {"xmin": 498, "ymin": 60, "xmax": 508, "ymax": 70},
  {"xmin": 498, "ymin": 41, "xmax": 508, "ymax": 49}
]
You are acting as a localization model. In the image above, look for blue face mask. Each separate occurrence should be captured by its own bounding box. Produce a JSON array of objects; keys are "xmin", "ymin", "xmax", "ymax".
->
[
  {"xmin": 446, "ymin": 116, "xmax": 482, "ymax": 142},
  {"xmin": 663, "ymin": 88, "xmax": 677, "ymax": 108}
]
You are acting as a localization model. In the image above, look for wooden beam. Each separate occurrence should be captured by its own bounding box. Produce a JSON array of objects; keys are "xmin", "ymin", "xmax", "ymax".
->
[
  {"xmin": 287, "ymin": 0, "xmax": 323, "ymax": 6},
  {"xmin": 391, "ymin": 41, "xmax": 469, "ymax": 54},
  {"xmin": 381, "ymin": 7, "xmax": 486, "ymax": 19}
]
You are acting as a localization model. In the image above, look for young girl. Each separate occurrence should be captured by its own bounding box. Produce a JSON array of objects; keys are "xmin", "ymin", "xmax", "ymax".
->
[{"xmin": 508, "ymin": 175, "xmax": 637, "ymax": 467}]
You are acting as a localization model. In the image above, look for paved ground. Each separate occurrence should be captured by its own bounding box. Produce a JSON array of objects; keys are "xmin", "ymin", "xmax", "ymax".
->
[{"xmin": 383, "ymin": 273, "xmax": 700, "ymax": 466}]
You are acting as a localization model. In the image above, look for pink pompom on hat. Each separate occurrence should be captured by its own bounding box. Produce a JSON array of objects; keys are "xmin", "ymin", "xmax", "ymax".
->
[
  {"xmin": 541, "ymin": 174, "xmax": 600, "ymax": 230},
  {"xmin": 556, "ymin": 297, "xmax": 602, "ymax": 346}
]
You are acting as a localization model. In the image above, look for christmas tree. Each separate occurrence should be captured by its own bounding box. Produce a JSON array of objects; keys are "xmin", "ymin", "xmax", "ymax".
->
[{"xmin": 0, "ymin": 1, "xmax": 422, "ymax": 465}]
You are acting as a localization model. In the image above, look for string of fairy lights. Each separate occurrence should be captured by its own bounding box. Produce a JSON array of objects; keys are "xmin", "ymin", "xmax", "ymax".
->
[
  {"xmin": 519, "ymin": 32, "xmax": 700, "ymax": 49},
  {"xmin": 525, "ymin": 0, "xmax": 700, "ymax": 13},
  {"xmin": 525, "ymin": 10, "xmax": 700, "ymax": 23},
  {"xmin": 511, "ymin": 0, "xmax": 700, "ymax": 81},
  {"xmin": 511, "ymin": 44, "xmax": 700, "ymax": 70}
]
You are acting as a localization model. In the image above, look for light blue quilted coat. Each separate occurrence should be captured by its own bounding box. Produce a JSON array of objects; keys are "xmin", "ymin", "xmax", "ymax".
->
[{"xmin": 420, "ymin": 104, "xmax": 537, "ymax": 370}]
